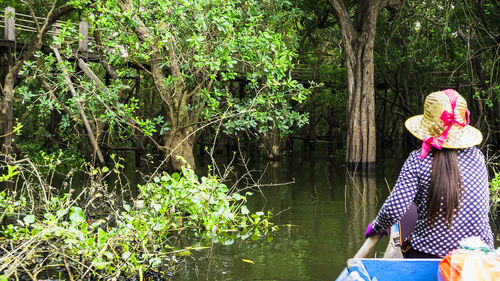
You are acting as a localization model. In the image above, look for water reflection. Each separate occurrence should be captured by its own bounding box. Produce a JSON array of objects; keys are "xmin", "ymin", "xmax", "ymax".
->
[
  {"xmin": 80, "ymin": 144, "xmax": 497, "ymax": 280},
  {"xmin": 344, "ymin": 172, "xmax": 379, "ymax": 259},
  {"xmin": 173, "ymin": 145, "xmax": 392, "ymax": 280}
]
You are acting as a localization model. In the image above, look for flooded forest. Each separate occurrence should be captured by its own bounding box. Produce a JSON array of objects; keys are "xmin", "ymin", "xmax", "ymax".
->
[{"xmin": 0, "ymin": 0, "xmax": 499, "ymax": 280}]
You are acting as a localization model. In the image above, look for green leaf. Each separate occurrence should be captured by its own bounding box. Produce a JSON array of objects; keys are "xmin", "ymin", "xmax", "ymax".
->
[
  {"xmin": 56, "ymin": 209, "xmax": 67, "ymax": 217},
  {"xmin": 149, "ymin": 257, "xmax": 162, "ymax": 267},
  {"xmin": 123, "ymin": 203, "xmax": 131, "ymax": 212},
  {"xmin": 152, "ymin": 221, "xmax": 165, "ymax": 231},
  {"xmin": 69, "ymin": 206, "xmax": 86, "ymax": 225},
  {"xmin": 103, "ymin": 251, "xmax": 114, "ymax": 260},
  {"xmin": 91, "ymin": 259, "xmax": 110, "ymax": 270},
  {"xmin": 251, "ymin": 230, "xmax": 260, "ymax": 241},
  {"xmin": 23, "ymin": 215, "xmax": 35, "ymax": 225},
  {"xmin": 223, "ymin": 239, "xmax": 234, "ymax": 245},
  {"xmin": 152, "ymin": 203, "xmax": 161, "ymax": 212},
  {"xmin": 98, "ymin": 228, "xmax": 108, "ymax": 246},
  {"xmin": 122, "ymin": 251, "xmax": 132, "ymax": 260}
]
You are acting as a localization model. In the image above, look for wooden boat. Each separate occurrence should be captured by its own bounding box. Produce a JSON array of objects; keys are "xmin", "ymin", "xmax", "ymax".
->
[{"xmin": 335, "ymin": 223, "xmax": 442, "ymax": 281}]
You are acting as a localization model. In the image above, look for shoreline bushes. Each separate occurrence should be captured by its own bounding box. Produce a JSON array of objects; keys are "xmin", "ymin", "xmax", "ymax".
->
[{"xmin": 0, "ymin": 164, "xmax": 276, "ymax": 280}]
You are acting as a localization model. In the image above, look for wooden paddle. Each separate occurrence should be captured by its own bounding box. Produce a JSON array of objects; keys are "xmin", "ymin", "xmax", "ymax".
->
[{"xmin": 353, "ymin": 235, "xmax": 382, "ymax": 258}]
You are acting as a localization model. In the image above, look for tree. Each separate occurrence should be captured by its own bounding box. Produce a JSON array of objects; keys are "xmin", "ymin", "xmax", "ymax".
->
[
  {"xmin": 0, "ymin": 1, "xmax": 75, "ymax": 161},
  {"xmin": 373, "ymin": 0, "xmax": 500, "ymax": 148},
  {"xmin": 90, "ymin": 0, "xmax": 307, "ymax": 170},
  {"xmin": 328, "ymin": 0, "xmax": 397, "ymax": 171},
  {"xmin": 451, "ymin": 0, "xmax": 500, "ymax": 146}
]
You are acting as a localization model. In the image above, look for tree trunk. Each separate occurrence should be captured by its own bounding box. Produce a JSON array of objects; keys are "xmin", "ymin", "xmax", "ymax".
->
[
  {"xmin": 344, "ymin": 42, "xmax": 377, "ymax": 171},
  {"xmin": 267, "ymin": 134, "xmax": 281, "ymax": 160},
  {"xmin": 329, "ymin": 0, "xmax": 388, "ymax": 172},
  {"xmin": 0, "ymin": 72, "xmax": 15, "ymax": 160},
  {"xmin": 163, "ymin": 129, "xmax": 196, "ymax": 171},
  {"xmin": 117, "ymin": 0, "xmax": 206, "ymax": 171},
  {"xmin": 0, "ymin": 4, "xmax": 75, "ymax": 161}
]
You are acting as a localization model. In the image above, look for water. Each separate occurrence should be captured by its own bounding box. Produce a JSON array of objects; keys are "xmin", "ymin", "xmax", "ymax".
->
[
  {"xmin": 171, "ymin": 143, "xmax": 412, "ymax": 280},
  {"xmin": 22, "ymin": 142, "xmax": 498, "ymax": 280}
]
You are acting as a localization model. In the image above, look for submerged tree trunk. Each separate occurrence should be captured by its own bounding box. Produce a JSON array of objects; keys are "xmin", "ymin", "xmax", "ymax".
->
[
  {"xmin": 344, "ymin": 39, "xmax": 377, "ymax": 171},
  {"xmin": 329, "ymin": 0, "xmax": 389, "ymax": 172},
  {"xmin": 259, "ymin": 129, "xmax": 284, "ymax": 160}
]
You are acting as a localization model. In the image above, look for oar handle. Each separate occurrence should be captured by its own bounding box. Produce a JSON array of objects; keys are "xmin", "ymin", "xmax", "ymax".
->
[{"xmin": 353, "ymin": 235, "xmax": 381, "ymax": 258}]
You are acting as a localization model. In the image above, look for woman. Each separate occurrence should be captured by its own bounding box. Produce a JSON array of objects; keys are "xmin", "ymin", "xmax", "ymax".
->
[{"xmin": 365, "ymin": 89, "xmax": 494, "ymax": 258}]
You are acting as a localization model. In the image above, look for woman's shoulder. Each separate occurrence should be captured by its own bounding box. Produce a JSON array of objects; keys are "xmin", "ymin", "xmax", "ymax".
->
[
  {"xmin": 450, "ymin": 148, "xmax": 487, "ymax": 179},
  {"xmin": 457, "ymin": 147, "xmax": 488, "ymax": 183},
  {"xmin": 408, "ymin": 149, "xmax": 431, "ymax": 163},
  {"xmin": 405, "ymin": 149, "xmax": 430, "ymax": 169},
  {"xmin": 408, "ymin": 149, "xmax": 422, "ymax": 159},
  {"xmin": 457, "ymin": 146, "xmax": 484, "ymax": 158}
]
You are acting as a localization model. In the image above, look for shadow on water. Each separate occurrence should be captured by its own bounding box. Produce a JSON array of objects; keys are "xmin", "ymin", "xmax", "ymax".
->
[{"xmin": 171, "ymin": 142, "xmax": 403, "ymax": 280}]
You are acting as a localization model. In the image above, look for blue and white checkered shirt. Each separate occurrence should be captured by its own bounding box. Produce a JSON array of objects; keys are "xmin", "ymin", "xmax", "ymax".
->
[{"xmin": 373, "ymin": 146, "xmax": 494, "ymax": 257}]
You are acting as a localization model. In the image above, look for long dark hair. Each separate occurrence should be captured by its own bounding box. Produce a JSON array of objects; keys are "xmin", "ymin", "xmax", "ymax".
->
[{"xmin": 426, "ymin": 149, "xmax": 463, "ymax": 226}]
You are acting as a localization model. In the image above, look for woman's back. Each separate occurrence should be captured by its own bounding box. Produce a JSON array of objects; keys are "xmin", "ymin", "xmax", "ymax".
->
[{"xmin": 410, "ymin": 147, "xmax": 493, "ymax": 257}]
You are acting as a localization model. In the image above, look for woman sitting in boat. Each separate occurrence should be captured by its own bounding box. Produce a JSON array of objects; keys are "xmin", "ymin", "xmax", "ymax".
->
[{"xmin": 364, "ymin": 89, "xmax": 494, "ymax": 258}]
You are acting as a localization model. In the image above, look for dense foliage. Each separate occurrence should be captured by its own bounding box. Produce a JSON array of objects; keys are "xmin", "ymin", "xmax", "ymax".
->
[
  {"xmin": 1, "ymin": 0, "xmax": 498, "ymax": 165},
  {"xmin": 0, "ymin": 164, "xmax": 275, "ymax": 279},
  {"xmin": 0, "ymin": 0, "xmax": 499, "ymax": 278}
]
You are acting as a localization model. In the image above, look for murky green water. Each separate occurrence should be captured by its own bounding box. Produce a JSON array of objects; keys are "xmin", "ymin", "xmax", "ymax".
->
[
  {"xmin": 171, "ymin": 143, "xmax": 417, "ymax": 280},
  {"xmin": 53, "ymin": 142, "xmax": 499, "ymax": 280}
]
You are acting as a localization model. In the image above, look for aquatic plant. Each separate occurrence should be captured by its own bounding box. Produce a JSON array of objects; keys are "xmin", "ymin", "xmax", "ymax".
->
[{"xmin": 0, "ymin": 164, "xmax": 276, "ymax": 280}]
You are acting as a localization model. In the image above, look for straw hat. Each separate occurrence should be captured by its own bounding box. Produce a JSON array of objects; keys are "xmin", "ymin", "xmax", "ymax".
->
[{"xmin": 404, "ymin": 89, "xmax": 482, "ymax": 149}]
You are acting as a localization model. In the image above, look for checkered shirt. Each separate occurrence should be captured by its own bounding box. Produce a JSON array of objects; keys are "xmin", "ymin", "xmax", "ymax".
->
[{"xmin": 372, "ymin": 146, "xmax": 494, "ymax": 257}]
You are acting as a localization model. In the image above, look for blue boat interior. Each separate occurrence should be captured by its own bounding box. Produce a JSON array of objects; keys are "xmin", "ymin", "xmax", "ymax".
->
[{"xmin": 335, "ymin": 258, "xmax": 442, "ymax": 281}]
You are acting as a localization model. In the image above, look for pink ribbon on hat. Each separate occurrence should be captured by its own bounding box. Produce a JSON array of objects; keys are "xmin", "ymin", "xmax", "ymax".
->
[{"xmin": 420, "ymin": 89, "xmax": 470, "ymax": 159}]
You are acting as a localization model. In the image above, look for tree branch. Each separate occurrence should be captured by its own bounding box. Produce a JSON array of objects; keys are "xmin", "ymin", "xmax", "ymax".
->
[
  {"xmin": 116, "ymin": 0, "xmax": 176, "ymax": 125},
  {"xmin": 328, "ymin": 0, "xmax": 357, "ymax": 42}
]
